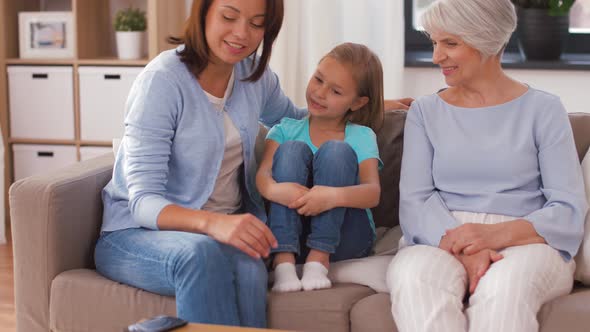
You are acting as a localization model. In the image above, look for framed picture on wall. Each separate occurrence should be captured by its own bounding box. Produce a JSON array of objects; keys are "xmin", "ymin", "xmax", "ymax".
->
[{"xmin": 18, "ymin": 12, "xmax": 75, "ymax": 59}]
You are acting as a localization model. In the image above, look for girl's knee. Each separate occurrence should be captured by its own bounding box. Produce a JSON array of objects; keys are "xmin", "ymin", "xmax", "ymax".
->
[
  {"xmin": 272, "ymin": 141, "xmax": 313, "ymax": 182},
  {"xmin": 275, "ymin": 141, "xmax": 312, "ymax": 162},
  {"xmin": 315, "ymin": 141, "xmax": 356, "ymax": 162}
]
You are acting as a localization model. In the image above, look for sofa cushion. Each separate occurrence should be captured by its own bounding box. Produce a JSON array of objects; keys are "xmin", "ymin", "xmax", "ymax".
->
[
  {"xmin": 537, "ymin": 286, "xmax": 590, "ymax": 332},
  {"xmin": 349, "ymin": 286, "xmax": 590, "ymax": 332},
  {"xmin": 50, "ymin": 269, "xmax": 176, "ymax": 332},
  {"xmin": 373, "ymin": 226, "xmax": 402, "ymax": 256},
  {"xmin": 371, "ymin": 110, "xmax": 407, "ymax": 229},
  {"xmin": 350, "ymin": 293, "xmax": 397, "ymax": 332},
  {"xmin": 268, "ymin": 283, "xmax": 375, "ymax": 332}
]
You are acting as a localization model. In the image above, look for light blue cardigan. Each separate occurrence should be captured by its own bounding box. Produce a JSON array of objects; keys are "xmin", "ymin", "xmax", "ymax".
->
[{"xmin": 101, "ymin": 47, "xmax": 307, "ymax": 232}]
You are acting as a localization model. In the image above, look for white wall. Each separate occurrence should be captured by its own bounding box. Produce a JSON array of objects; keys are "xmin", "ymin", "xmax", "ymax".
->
[
  {"xmin": 271, "ymin": 0, "xmax": 404, "ymax": 107},
  {"xmin": 403, "ymin": 67, "xmax": 590, "ymax": 113}
]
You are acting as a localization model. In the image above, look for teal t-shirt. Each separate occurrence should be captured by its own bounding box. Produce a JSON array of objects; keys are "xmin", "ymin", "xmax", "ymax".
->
[{"xmin": 266, "ymin": 116, "xmax": 383, "ymax": 235}]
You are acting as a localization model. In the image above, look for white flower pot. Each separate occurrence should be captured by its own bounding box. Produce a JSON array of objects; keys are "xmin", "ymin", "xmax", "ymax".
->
[{"xmin": 115, "ymin": 31, "xmax": 145, "ymax": 60}]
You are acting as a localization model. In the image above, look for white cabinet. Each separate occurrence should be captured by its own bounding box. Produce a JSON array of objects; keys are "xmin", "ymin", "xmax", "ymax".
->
[
  {"xmin": 79, "ymin": 66, "xmax": 142, "ymax": 141},
  {"xmin": 8, "ymin": 66, "xmax": 75, "ymax": 140},
  {"xmin": 12, "ymin": 144, "xmax": 77, "ymax": 181}
]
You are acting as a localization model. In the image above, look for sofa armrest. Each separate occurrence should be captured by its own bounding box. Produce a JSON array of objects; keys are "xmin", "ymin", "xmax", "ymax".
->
[{"xmin": 10, "ymin": 153, "xmax": 114, "ymax": 332}]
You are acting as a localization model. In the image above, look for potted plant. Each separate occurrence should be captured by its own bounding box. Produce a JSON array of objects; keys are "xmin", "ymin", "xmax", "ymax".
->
[
  {"xmin": 114, "ymin": 7, "xmax": 147, "ymax": 60},
  {"xmin": 511, "ymin": 0, "xmax": 576, "ymax": 60}
]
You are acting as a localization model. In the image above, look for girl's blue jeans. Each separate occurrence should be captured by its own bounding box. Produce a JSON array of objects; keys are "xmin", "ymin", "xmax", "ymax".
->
[
  {"xmin": 269, "ymin": 140, "xmax": 375, "ymax": 263},
  {"xmin": 94, "ymin": 228, "xmax": 267, "ymax": 327}
]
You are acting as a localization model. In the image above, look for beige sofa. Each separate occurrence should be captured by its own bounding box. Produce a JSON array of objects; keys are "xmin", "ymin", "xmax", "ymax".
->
[{"xmin": 10, "ymin": 110, "xmax": 590, "ymax": 332}]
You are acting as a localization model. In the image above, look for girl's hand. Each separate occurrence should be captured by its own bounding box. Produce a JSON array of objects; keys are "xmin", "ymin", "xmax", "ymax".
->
[
  {"xmin": 288, "ymin": 185, "xmax": 337, "ymax": 216},
  {"xmin": 206, "ymin": 213, "xmax": 278, "ymax": 259},
  {"xmin": 456, "ymin": 249, "xmax": 503, "ymax": 294},
  {"xmin": 269, "ymin": 182, "xmax": 310, "ymax": 207},
  {"xmin": 440, "ymin": 223, "xmax": 505, "ymax": 255},
  {"xmin": 384, "ymin": 98, "xmax": 414, "ymax": 111}
]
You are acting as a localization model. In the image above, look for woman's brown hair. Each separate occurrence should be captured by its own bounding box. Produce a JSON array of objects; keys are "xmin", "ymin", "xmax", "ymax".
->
[
  {"xmin": 322, "ymin": 43, "xmax": 384, "ymax": 132},
  {"xmin": 168, "ymin": 0, "xmax": 284, "ymax": 82}
]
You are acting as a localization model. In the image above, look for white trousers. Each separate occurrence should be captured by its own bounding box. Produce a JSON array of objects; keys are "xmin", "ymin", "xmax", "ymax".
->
[{"xmin": 386, "ymin": 211, "xmax": 575, "ymax": 332}]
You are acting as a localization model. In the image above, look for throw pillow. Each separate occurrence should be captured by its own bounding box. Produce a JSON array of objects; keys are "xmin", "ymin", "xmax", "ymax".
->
[
  {"xmin": 574, "ymin": 147, "xmax": 590, "ymax": 285},
  {"xmin": 373, "ymin": 226, "xmax": 402, "ymax": 256},
  {"xmin": 329, "ymin": 255, "xmax": 393, "ymax": 293}
]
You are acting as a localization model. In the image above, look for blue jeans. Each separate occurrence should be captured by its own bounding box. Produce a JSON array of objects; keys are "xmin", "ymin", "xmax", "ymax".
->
[
  {"xmin": 269, "ymin": 140, "xmax": 375, "ymax": 263},
  {"xmin": 94, "ymin": 228, "xmax": 267, "ymax": 327}
]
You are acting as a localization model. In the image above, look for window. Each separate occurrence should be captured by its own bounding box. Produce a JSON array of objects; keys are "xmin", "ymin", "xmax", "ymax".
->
[
  {"xmin": 405, "ymin": 0, "xmax": 590, "ymax": 55},
  {"xmin": 571, "ymin": 0, "xmax": 590, "ymax": 33}
]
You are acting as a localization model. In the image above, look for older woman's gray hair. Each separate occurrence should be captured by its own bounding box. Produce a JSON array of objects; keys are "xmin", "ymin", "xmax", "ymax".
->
[{"xmin": 420, "ymin": 0, "xmax": 517, "ymax": 58}]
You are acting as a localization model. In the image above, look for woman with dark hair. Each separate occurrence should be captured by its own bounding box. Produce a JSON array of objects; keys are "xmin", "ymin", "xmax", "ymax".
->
[{"xmin": 94, "ymin": 0, "xmax": 300, "ymax": 327}]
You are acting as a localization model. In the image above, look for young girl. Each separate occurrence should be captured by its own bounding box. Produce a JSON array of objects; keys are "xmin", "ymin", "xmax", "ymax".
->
[{"xmin": 256, "ymin": 43, "xmax": 383, "ymax": 292}]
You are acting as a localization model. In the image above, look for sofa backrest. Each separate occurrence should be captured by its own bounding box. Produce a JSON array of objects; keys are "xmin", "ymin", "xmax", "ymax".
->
[{"xmin": 569, "ymin": 113, "xmax": 590, "ymax": 163}]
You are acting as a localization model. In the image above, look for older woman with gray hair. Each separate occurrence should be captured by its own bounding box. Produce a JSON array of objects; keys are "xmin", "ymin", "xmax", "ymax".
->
[{"xmin": 386, "ymin": 0, "xmax": 588, "ymax": 331}]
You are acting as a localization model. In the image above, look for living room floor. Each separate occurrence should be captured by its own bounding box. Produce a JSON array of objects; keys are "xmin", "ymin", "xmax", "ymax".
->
[{"xmin": 0, "ymin": 233, "xmax": 15, "ymax": 332}]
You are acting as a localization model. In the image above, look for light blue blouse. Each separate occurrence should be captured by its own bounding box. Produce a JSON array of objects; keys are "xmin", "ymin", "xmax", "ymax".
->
[
  {"xmin": 101, "ymin": 47, "xmax": 307, "ymax": 232},
  {"xmin": 399, "ymin": 88, "xmax": 588, "ymax": 260}
]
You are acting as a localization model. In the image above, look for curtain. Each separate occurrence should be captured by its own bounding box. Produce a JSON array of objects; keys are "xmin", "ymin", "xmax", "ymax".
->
[{"xmin": 270, "ymin": 0, "xmax": 405, "ymax": 106}]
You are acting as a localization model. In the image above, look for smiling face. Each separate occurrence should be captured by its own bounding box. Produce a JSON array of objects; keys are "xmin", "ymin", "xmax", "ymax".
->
[
  {"xmin": 204, "ymin": 0, "xmax": 266, "ymax": 68},
  {"xmin": 430, "ymin": 31, "xmax": 485, "ymax": 87},
  {"xmin": 305, "ymin": 56, "xmax": 369, "ymax": 123}
]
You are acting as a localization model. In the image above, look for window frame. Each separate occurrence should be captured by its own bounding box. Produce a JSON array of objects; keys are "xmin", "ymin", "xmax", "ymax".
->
[{"xmin": 404, "ymin": 0, "xmax": 590, "ymax": 55}]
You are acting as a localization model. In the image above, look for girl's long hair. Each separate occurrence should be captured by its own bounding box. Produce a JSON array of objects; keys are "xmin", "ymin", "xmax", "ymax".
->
[{"xmin": 323, "ymin": 43, "xmax": 384, "ymax": 132}]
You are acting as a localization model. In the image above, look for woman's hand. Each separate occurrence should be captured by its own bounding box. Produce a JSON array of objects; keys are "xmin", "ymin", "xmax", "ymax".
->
[
  {"xmin": 289, "ymin": 185, "xmax": 337, "ymax": 216},
  {"xmin": 440, "ymin": 220, "xmax": 545, "ymax": 256},
  {"xmin": 384, "ymin": 98, "xmax": 414, "ymax": 111},
  {"xmin": 439, "ymin": 223, "xmax": 506, "ymax": 255},
  {"xmin": 269, "ymin": 182, "xmax": 310, "ymax": 207},
  {"xmin": 456, "ymin": 249, "xmax": 503, "ymax": 294},
  {"xmin": 206, "ymin": 213, "xmax": 278, "ymax": 259}
]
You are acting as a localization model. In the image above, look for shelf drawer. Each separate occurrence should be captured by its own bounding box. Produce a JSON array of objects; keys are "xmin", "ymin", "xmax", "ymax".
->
[
  {"xmin": 79, "ymin": 66, "xmax": 143, "ymax": 141},
  {"xmin": 12, "ymin": 144, "xmax": 77, "ymax": 181},
  {"xmin": 8, "ymin": 66, "xmax": 75, "ymax": 140}
]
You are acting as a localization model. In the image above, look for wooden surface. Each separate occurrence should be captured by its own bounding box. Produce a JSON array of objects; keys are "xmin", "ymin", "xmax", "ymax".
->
[
  {"xmin": 0, "ymin": 238, "xmax": 15, "ymax": 332},
  {"xmin": 74, "ymin": 0, "xmax": 111, "ymax": 59},
  {"xmin": 148, "ymin": 0, "xmax": 186, "ymax": 58}
]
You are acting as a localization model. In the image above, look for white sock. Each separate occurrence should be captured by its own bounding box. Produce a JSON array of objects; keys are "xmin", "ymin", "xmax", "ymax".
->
[
  {"xmin": 272, "ymin": 263, "xmax": 302, "ymax": 292},
  {"xmin": 301, "ymin": 261, "xmax": 332, "ymax": 291}
]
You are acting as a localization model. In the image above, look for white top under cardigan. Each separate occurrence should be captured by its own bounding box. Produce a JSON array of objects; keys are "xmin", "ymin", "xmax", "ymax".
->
[{"xmin": 202, "ymin": 71, "xmax": 243, "ymax": 214}]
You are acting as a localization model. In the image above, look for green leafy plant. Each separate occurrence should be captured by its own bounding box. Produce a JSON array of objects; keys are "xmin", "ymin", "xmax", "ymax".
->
[
  {"xmin": 511, "ymin": 0, "xmax": 576, "ymax": 16},
  {"xmin": 114, "ymin": 7, "xmax": 147, "ymax": 31}
]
